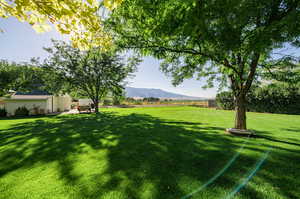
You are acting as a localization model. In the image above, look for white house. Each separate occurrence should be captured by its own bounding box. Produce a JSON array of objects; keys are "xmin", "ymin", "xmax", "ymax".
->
[{"xmin": 0, "ymin": 91, "xmax": 72, "ymax": 116}]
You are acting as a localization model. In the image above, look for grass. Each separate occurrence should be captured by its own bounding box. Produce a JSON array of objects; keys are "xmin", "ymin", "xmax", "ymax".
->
[{"xmin": 0, "ymin": 106, "xmax": 299, "ymax": 199}]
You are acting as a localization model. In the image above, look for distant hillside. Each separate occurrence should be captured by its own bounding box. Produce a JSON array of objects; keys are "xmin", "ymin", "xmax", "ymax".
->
[{"xmin": 125, "ymin": 87, "xmax": 205, "ymax": 100}]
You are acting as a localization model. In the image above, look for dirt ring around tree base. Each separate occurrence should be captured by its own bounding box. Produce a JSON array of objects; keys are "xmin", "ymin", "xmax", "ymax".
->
[{"xmin": 226, "ymin": 128, "xmax": 255, "ymax": 137}]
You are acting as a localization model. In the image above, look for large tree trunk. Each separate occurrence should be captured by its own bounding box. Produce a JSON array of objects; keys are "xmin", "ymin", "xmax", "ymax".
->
[
  {"xmin": 234, "ymin": 93, "xmax": 247, "ymax": 130},
  {"xmin": 227, "ymin": 52, "xmax": 259, "ymax": 132},
  {"xmin": 94, "ymin": 100, "xmax": 99, "ymax": 113}
]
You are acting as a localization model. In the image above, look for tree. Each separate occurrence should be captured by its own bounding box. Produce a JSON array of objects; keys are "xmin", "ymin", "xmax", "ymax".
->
[
  {"xmin": 0, "ymin": 60, "xmax": 18, "ymax": 96},
  {"xmin": 143, "ymin": 97, "xmax": 160, "ymax": 102},
  {"xmin": 0, "ymin": 60, "xmax": 44, "ymax": 96},
  {"xmin": 109, "ymin": 0, "xmax": 300, "ymax": 130},
  {"xmin": 0, "ymin": 0, "xmax": 123, "ymax": 49},
  {"xmin": 259, "ymin": 55, "xmax": 300, "ymax": 86},
  {"xmin": 216, "ymin": 91, "xmax": 235, "ymax": 110},
  {"xmin": 43, "ymin": 40, "xmax": 139, "ymax": 113},
  {"xmin": 112, "ymin": 88, "xmax": 126, "ymax": 105}
]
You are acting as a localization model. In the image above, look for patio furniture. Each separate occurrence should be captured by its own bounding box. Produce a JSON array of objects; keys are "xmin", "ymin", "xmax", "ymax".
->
[{"xmin": 77, "ymin": 105, "xmax": 91, "ymax": 113}]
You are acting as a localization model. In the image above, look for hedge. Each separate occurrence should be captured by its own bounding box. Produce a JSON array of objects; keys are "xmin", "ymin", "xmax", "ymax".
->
[{"xmin": 216, "ymin": 84, "xmax": 300, "ymax": 114}]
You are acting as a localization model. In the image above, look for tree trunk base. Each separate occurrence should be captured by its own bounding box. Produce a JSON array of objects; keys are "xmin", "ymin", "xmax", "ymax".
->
[{"xmin": 226, "ymin": 128, "xmax": 255, "ymax": 137}]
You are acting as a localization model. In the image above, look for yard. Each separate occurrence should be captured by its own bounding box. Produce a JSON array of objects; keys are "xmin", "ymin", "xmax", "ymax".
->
[{"xmin": 0, "ymin": 106, "xmax": 299, "ymax": 199}]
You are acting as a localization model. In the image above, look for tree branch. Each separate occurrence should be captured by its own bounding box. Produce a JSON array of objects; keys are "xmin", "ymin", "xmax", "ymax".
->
[
  {"xmin": 244, "ymin": 53, "xmax": 260, "ymax": 92},
  {"xmin": 223, "ymin": 58, "xmax": 240, "ymax": 75}
]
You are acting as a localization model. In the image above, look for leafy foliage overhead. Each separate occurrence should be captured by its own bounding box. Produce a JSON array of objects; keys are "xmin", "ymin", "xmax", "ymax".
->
[
  {"xmin": 259, "ymin": 55, "xmax": 300, "ymax": 85},
  {"xmin": 110, "ymin": 0, "xmax": 300, "ymax": 88},
  {"xmin": 0, "ymin": 0, "xmax": 123, "ymax": 49}
]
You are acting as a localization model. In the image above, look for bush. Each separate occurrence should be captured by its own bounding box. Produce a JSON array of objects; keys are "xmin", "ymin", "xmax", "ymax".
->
[
  {"xmin": 143, "ymin": 97, "xmax": 160, "ymax": 102},
  {"xmin": 32, "ymin": 106, "xmax": 41, "ymax": 115},
  {"xmin": 216, "ymin": 91, "xmax": 235, "ymax": 110},
  {"xmin": 0, "ymin": 108, "xmax": 7, "ymax": 117},
  {"xmin": 112, "ymin": 93, "xmax": 125, "ymax": 106},
  {"xmin": 15, "ymin": 106, "xmax": 29, "ymax": 116},
  {"xmin": 125, "ymin": 97, "xmax": 134, "ymax": 102},
  {"xmin": 112, "ymin": 99, "xmax": 121, "ymax": 106},
  {"xmin": 133, "ymin": 100, "xmax": 143, "ymax": 105},
  {"xmin": 247, "ymin": 84, "xmax": 300, "ymax": 114},
  {"xmin": 103, "ymin": 99, "xmax": 112, "ymax": 106},
  {"xmin": 216, "ymin": 84, "xmax": 300, "ymax": 114}
]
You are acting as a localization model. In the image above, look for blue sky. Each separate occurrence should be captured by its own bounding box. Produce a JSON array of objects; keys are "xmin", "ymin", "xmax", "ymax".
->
[{"xmin": 0, "ymin": 18, "xmax": 217, "ymax": 98}]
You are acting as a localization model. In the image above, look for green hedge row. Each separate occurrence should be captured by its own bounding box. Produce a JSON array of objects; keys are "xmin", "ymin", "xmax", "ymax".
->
[{"xmin": 216, "ymin": 84, "xmax": 300, "ymax": 114}]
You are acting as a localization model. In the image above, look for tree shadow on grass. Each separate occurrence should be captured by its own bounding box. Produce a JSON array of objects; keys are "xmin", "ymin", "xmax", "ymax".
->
[
  {"xmin": 0, "ymin": 112, "xmax": 299, "ymax": 199},
  {"xmin": 248, "ymin": 128, "xmax": 300, "ymax": 149},
  {"xmin": 250, "ymin": 134, "xmax": 300, "ymax": 147},
  {"xmin": 282, "ymin": 127, "xmax": 300, "ymax": 133}
]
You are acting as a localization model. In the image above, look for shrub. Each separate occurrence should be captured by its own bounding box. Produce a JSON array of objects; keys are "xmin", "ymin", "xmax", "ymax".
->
[
  {"xmin": 0, "ymin": 108, "xmax": 7, "ymax": 117},
  {"xmin": 143, "ymin": 97, "xmax": 160, "ymax": 102},
  {"xmin": 247, "ymin": 84, "xmax": 300, "ymax": 114},
  {"xmin": 112, "ymin": 93, "xmax": 125, "ymax": 106},
  {"xmin": 216, "ymin": 91, "xmax": 235, "ymax": 110},
  {"xmin": 31, "ymin": 106, "xmax": 45, "ymax": 115},
  {"xmin": 103, "ymin": 99, "xmax": 112, "ymax": 106},
  {"xmin": 133, "ymin": 100, "xmax": 143, "ymax": 105},
  {"xmin": 216, "ymin": 84, "xmax": 300, "ymax": 114},
  {"xmin": 15, "ymin": 106, "xmax": 29, "ymax": 116},
  {"xmin": 112, "ymin": 99, "xmax": 121, "ymax": 106},
  {"xmin": 39, "ymin": 109, "xmax": 45, "ymax": 115},
  {"xmin": 125, "ymin": 97, "xmax": 135, "ymax": 102},
  {"xmin": 32, "ymin": 106, "xmax": 41, "ymax": 115}
]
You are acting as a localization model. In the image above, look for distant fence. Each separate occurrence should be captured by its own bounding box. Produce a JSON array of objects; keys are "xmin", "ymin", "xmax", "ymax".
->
[
  {"xmin": 124, "ymin": 100, "xmax": 216, "ymax": 108},
  {"xmin": 175, "ymin": 100, "xmax": 216, "ymax": 108}
]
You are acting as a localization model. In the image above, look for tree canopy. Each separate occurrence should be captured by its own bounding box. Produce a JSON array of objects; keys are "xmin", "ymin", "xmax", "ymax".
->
[
  {"xmin": 0, "ymin": 60, "xmax": 45, "ymax": 96},
  {"xmin": 259, "ymin": 55, "xmax": 300, "ymax": 85},
  {"xmin": 43, "ymin": 40, "xmax": 139, "ymax": 112},
  {"xmin": 109, "ymin": 0, "xmax": 300, "ymax": 130},
  {"xmin": 0, "ymin": 0, "xmax": 123, "ymax": 49}
]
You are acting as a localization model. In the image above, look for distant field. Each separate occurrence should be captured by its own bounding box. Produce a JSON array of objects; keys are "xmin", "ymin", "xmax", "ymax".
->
[
  {"xmin": 121, "ymin": 100, "xmax": 216, "ymax": 108},
  {"xmin": 0, "ymin": 107, "xmax": 299, "ymax": 199}
]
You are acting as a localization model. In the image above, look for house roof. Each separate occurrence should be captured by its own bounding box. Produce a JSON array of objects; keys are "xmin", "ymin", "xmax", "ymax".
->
[
  {"xmin": 15, "ymin": 90, "xmax": 51, "ymax": 96},
  {"xmin": 1, "ymin": 89, "xmax": 52, "ymax": 100},
  {"xmin": 9, "ymin": 95, "xmax": 51, "ymax": 100}
]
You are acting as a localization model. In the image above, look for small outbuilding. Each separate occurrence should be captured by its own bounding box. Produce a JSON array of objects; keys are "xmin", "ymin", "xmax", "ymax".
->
[{"xmin": 1, "ymin": 90, "xmax": 72, "ymax": 116}]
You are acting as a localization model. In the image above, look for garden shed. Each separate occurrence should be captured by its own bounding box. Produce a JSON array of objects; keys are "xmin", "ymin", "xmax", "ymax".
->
[{"xmin": 2, "ymin": 91, "xmax": 72, "ymax": 116}]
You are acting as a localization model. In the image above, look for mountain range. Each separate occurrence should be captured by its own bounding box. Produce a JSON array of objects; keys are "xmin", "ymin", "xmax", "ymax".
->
[{"xmin": 125, "ymin": 87, "xmax": 205, "ymax": 100}]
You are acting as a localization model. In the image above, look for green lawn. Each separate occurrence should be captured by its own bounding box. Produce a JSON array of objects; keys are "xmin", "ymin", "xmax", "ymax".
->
[{"xmin": 0, "ymin": 107, "xmax": 299, "ymax": 199}]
